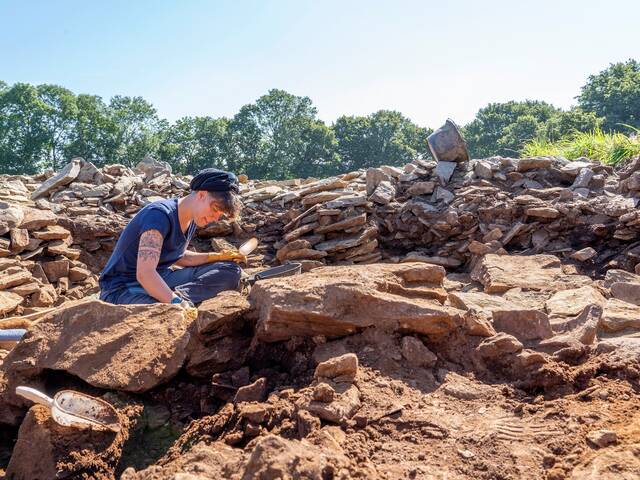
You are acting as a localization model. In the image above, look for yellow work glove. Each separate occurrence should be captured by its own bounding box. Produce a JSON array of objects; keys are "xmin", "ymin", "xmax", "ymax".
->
[{"xmin": 208, "ymin": 250, "xmax": 247, "ymax": 264}]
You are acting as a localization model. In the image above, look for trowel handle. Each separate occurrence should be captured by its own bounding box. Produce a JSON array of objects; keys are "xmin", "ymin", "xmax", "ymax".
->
[{"xmin": 15, "ymin": 386, "xmax": 54, "ymax": 407}]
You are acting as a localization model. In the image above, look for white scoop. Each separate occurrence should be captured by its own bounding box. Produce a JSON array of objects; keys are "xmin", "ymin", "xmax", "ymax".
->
[
  {"xmin": 239, "ymin": 237, "xmax": 258, "ymax": 256},
  {"xmin": 16, "ymin": 386, "xmax": 121, "ymax": 432}
]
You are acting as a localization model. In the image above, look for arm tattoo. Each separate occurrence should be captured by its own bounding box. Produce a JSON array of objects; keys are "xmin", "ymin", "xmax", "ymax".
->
[{"xmin": 138, "ymin": 229, "xmax": 163, "ymax": 264}]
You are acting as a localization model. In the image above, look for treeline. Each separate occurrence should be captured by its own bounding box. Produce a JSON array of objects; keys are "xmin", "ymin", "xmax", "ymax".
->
[
  {"xmin": 0, "ymin": 85, "xmax": 430, "ymax": 179},
  {"xmin": 0, "ymin": 59, "xmax": 638, "ymax": 179}
]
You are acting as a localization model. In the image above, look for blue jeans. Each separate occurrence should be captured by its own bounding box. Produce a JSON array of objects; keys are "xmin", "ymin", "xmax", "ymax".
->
[{"xmin": 99, "ymin": 262, "xmax": 242, "ymax": 305}]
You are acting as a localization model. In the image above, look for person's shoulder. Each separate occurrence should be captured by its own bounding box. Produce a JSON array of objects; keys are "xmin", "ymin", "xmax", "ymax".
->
[
  {"xmin": 132, "ymin": 199, "xmax": 176, "ymax": 234},
  {"xmin": 144, "ymin": 198, "xmax": 177, "ymax": 215}
]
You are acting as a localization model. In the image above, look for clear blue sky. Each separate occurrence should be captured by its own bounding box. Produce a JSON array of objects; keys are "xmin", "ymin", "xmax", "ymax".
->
[{"xmin": 1, "ymin": 0, "xmax": 637, "ymax": 128}]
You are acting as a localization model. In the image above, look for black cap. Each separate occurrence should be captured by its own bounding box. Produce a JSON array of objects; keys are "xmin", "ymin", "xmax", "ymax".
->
[{"xmin": 190, "ymin": 168, "xmax": 239, "ymax": 193}]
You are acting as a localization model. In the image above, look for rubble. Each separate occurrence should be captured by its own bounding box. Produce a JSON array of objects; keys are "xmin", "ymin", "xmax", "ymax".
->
[{"xmin": 1, "ymin": 153, "xmax": 640, "ymax": 478}]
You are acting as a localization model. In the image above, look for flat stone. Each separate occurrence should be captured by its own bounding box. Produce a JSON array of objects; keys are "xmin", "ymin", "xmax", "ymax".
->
[
  {"xmin": 300, "ymin": 190, "xmax": 347, "ymax": 207},
  {"xmin": 234, "ymin": 377, "xmax": 267, "ymax": 403},
  {"xmin": 492, "ymin": 309, "xmax": 553, "ymax": 341},
  {"xmin": 0, "ymin": 269, "xmax": 32, "ymax": 290},
  {"xmin": 0, "ymin": 291, "xmax": 23, "ymax": 314},
  {"xmin": 31, "ymin": 159, "xmax": 81, "ymax": 199},
  {"xmin": 516, "ymin": 158, "xmax": 552, "ymax": 172},
  {"xmin": 19, "ymin": 207, "xmax": 57, "ymax": 230},
  {"xmin": 406, "ymin": 181, "xmax": 436, "ymax": 196},
  {"xmin": 525, "ymin": 207, "xmax": 560, "ymax": 219},
  {"xmin": 433, "ymin": 186, "xmax": 455, "ymax": 203},
  {"xmin": 134, "ymin": 156, "xmax": 172, "ymax": 179},
  {"xmin": 571, "ymin": 247, "xmax": 597, "ymax": 261},
  {"xmin": 476, "ymin": 333, "xmax": 523, "ymax": 360},
  {"xmin": 545, "ymin": 286, "xmax": 605, "ymax": 318},
  {"xmin": 603, "ymin": 269, "xmax": 640, "ymax": 289},
  {"xmin": 324, "ymin": 195, "xmax": 368, "ymax": 209},
  {"xmin": 250, "ymin": 263, "xmax": 463, "ymax": 342},
  {"xmin": 314, "ymin": 226, "xmax": 376, "ymax": 253},
  {"xmin": 68, "ymin": 266, "xmax": 91, "ymax": 282},
  {"xmin": 402, "ymin": 253, "xmax": 462, "ymax": 267},
  {"xmin": 471, "ymin": 254, "xmax": 592, "ymax": 293},
  {"xmin": 610, "ymin": 282, "xmax": 640, "ymax": 306},
  {"xmin": 196, "ymin": 291, "xmax": 251, "ymax": 335},
  {"xmin": 560, "ymin": 160, "xmax": 592, "ymax": 176},
  {"xmin": 31, "ymin": 225, "xmax": 71, "ymax": 241},
  {"xmin": 435, "ymin": 161, "xmax": 456, "ymax": 184},
  {"xmin": 601, "ymin": 298, "xmax": 640, "ymax": 332},
  {"xmin": 571, "ymin": 167, "xmax": 593, "ymax": 189},
  {"xmin": 314, "ymin": 213, "xmax": 366, "ymax": 234},
  {"xmin": 0, "ymin": 300, "xmax": 194, "ymax": 395}
]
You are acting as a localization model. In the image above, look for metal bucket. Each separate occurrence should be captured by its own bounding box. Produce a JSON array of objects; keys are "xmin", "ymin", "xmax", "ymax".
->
[{"xmin": 427, "ymin": 119, "xmax": 470, "ymax": 163}]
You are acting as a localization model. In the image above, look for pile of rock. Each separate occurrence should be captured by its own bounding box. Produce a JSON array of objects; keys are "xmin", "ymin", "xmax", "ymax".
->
[
  {"xmin": 0, "ymin": 202, "xmax": 97, "ymax": 317},
  {"xmin": 368, "ymin": 155, "xmax": 640, "ymax": 271},
  {"xmin": 4, "ymin": 149, "xmax": 640, "ymax": 320}
]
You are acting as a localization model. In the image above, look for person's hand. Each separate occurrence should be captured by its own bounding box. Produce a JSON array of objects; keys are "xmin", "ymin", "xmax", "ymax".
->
[
  {"xmin": 171, "ymin": 295, "xmax": 192, "ymax": 310},
  {"xmin": 208, "ymin": 250, "xmax": 247, "ymax": 264}
]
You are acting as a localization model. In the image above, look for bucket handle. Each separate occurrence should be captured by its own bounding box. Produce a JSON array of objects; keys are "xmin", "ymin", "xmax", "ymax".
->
[{"xmin": 16, "ymin": 386, "xmax": 54, "ymax": 408}]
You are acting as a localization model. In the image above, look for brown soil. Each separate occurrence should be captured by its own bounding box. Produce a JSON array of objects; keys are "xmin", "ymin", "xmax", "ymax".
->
[{"xmin": 112, "ymin": 328, "xmax": 640, "ymax": 479}]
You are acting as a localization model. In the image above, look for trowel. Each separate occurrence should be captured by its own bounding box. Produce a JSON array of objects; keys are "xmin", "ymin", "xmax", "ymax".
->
[{"xmin": 16, "ymin": 386, "xmax": 121, "ymax": 432}]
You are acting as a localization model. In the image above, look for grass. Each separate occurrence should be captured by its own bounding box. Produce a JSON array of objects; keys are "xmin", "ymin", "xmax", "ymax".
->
[{"xmin": 522, "ymin": 128, "xmax": 640, "ymax": 166}]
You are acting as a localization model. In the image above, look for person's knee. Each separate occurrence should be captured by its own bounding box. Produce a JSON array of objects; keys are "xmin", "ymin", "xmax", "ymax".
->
[{"xmin": 222, "ymin": 262, "xmax": 242, "ymax": 289}]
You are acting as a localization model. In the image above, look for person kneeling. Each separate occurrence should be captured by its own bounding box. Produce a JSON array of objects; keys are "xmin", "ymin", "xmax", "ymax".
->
[{"xmin": 98, "ymin": 168, "xmax": 244, "ymax": 307}]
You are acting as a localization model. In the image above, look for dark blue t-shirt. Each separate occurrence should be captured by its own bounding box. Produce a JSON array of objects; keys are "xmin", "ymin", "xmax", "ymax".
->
[{"xmin": 99, "ymin": 198, "xmax": 197, "ymax": 293}]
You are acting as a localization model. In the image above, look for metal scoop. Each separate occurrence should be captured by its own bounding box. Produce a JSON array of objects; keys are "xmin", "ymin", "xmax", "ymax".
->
[
  {"xmin": 16, "ymin": 386, "xmax": 121, "ymax": 432},
  {"xmin": 239, "ymin": 237, "xmax": 258, "ymax": 256}
]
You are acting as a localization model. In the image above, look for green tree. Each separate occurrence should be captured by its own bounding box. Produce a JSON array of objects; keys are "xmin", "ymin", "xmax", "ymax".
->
[
  {"xmin": 334, "ymin": 110, "xmax": 431, "ymax": 172},
  {"xmin": 578, "ymin": 59, "xmax": 640, "ymax": 132},
  {"xmin": 227, "ymin": 89, "xmax": 337, "ymax": 179},
  {"xmin": 497, "ymin": 115, "xmax": 544, "ymax": 154},
  {"xmin": 108, "ymin": 95, "xmax": 162, "ymax": 167},
  {"xmin": 159, "ymin": 116, "xmax": 230, "ymax": 174},
  {"xmin": 0, "ymin": 83, "xmax": 49, "ymax": 174},
  {"xmin": 65, "ymin": 94, "xmax": 118, "ymax": 165},
  {"xmin": 543, "ymin": 107, "xmax": 604, "ymax": 142},
  {"xmin": 463, "ymin": 101, "xmax": 559, "ymax": 157},
  {"xmin": 37, "ymin": 84, "xmax": 79, "ymax": 171}
]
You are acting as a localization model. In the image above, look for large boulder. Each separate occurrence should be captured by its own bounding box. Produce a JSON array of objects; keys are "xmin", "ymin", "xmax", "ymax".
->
[
  {"xmin": 0, "ymin": 300, "xmax": 194, "ymax": 407},
  {"xmin": 471, "ymin": 254, "xmax": 592, "ymax": 293},
  {"xmin": 448, "ymin": 291, "xmax": 552, "ymax": 340},
  {"xmin": 249, "ymin": 263, "xmax": 463, "ymax": 342}
]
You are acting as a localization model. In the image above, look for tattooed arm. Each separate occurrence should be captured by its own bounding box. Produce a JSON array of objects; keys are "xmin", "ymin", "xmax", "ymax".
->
[{"xmin": 136, "ymin": 229, "xmax": 175, "ymax": 303}]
